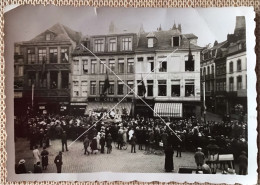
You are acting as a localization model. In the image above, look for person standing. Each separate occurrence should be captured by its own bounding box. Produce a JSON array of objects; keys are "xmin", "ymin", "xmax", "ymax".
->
[
  {"xmin": 41, "ymin": 146, "xmax": 49, "ymax": 170},
  {"xmin": 194, "ymin": 147, "xmax": 205, "ymax": 169},
  {"xmin": 106, "ymin": 133, "xmax": 113, "ymax": 154},
  {"xmin": 61, "ymin": 131, "xmax": 69, "ymax": 152},
  {"xmin": 238, "ymin": 151, "xmax": 248, "ymax": 175},
  {"xmin": 130, "ymin": 133, "xmax": 137, "ymax": 153},
  {"xmin": 32, "ymin": 145, "xmax": 41, "ymax": 165},
  {"xmin": 33, "ymin": 161, "xmax": 42, "ymax": 173},
  {"xmin": 83, "ymin": 135, "xmax": 90, "ymax": 155},
  {"xmin": 90, "ymin": 136, "xmax": 98, "ymax": 154},
  {"xmin": 100, "ymin": 133, "xmax": 106, "ymax": 154},
  {"xmin": 54, "ymin": 151, "xmax": 63, "ymax": 173},
  {"xmin": 164, "ymin": 145, "xmax": 174, "ymax": 172}
]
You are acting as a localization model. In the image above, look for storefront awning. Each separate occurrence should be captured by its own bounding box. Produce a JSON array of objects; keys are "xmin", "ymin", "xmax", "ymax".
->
[
  {"xmin": 85, "ymin": 102, "xmax": 132, "ymax": 116},
  {"xmin": 154, "ymin": 103, "xmax": 182, "ymax": 117}
]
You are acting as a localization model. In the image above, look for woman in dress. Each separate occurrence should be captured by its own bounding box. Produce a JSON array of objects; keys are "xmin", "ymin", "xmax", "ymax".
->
[{"xmin": 32, "ymin": 145, "xmax": 41, "ymax": 164}]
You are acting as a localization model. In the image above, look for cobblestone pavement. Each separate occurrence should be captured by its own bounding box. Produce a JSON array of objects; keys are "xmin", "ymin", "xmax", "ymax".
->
[{"xmin": 15, "ymin": 138, "xmax": 197, "ymax": 173}]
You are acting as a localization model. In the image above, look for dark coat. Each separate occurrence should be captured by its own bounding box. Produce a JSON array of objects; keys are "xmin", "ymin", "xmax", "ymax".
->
[
  {"xmin": 16, "ymin": 164, "xmax": 27, "ymax": 174},
  {"xmin": 34, "ymin": 164, "xmax": 42, "ymax": 173},
  {"xmin": 90, "ymin": 138, "xmax": 98, "ymax": 150},
  {"xmin": 130, "ymin": 135, "xmax": 137, "ymax": 145},
  {"xmin": 164, "ymin": 146, "xmax": 174, "ymax": 172},
  {"xmin": 100, "ymin": 137, "xmax": 106, "ymax": 146},
  {"xmin": 106, "ymin": 135, "xmax": 113, "ymax": 147},
  {"xmin": 41, "ymin": 149, "xmax": 49, "ymax": 166},
  {"xmin": 83, "ymin": 137, "xmax": 90, "ymax": 149},
  {"xmin": 54, "ymin": 154, "xmax": 63, "ymax": 166},
  {"xmin": 61, "ymin": 133, "xmax": 67, "ymax": 143}
]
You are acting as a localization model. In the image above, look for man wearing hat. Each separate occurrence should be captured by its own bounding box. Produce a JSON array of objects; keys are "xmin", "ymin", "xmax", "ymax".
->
[
  {"xmin": 54, "ymin": 151, "xmax": 63, "ymax": 173},
  {"xmin": 34, "ymin": 161, "xmax": 42, "ymax": 173},
  {"xmin": 194, "ymin": 147, "xmax": 205, "ymax": 169},
  {"xmin": 16, "ymin": 159, "xmax": 27, "ymax": 174}
]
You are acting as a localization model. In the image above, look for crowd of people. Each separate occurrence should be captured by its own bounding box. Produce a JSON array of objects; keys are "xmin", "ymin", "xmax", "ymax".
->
[{"xmin": 15, "ymin": 112, "xmax": 248, "ymax": 174}]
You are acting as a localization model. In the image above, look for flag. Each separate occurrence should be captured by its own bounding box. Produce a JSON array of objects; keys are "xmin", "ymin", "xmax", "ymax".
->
[
  {"xmin": 188, "ymin": 40, "xmax": 193, "ymax": 62},
  {"xmin": 41, "ymin": 57, "xmax": 46, "ymax": 79},
  {"xmin": 103, "ymin": 71, "xmax": 110, "ymax": 94},
  {"xmin": 140, "ymin": 76, "xmax": 146, "ymax": 97}
]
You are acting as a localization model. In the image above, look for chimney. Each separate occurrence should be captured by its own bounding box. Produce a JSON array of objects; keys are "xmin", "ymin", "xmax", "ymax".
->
[{"xmin": 234, "ymin": 16, "xmax": 246, "ymax": 36}]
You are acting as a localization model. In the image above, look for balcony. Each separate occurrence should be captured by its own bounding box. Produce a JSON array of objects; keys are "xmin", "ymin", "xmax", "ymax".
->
[
  {"xmin": 25, "ymin": 63, "xmax": 70, "ymax": 71},
  {"xmin": 23, "ymin": 89, "xmax": 70, "ymax": 98}
]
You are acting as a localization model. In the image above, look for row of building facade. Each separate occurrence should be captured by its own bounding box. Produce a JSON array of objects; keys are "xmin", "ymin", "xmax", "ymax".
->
[{"xmin": 14, "ymin": 16, "xmax": 247, "ymax": 120}]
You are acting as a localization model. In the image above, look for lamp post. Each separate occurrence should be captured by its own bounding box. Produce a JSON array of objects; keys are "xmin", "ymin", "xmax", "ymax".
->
[{"xmin": 203, "ymin": 81, "xmax": 207, "ymax": 124}]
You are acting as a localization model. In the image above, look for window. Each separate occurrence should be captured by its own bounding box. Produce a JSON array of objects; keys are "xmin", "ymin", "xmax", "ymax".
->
[
  {"xmin": 73, "ymin": 60, "xmax": 80, "ymax": 75},
  {"xmin": 216, "ymin": 66, "xmax": 219, "ymax": 75},
  {"xmin": 159, "ymin": 61, "xmax": 167, "ymax": 72},
  {"xmin": 147, "ymin": 80, "xmax": 153, "ymax": 97},
  {"xmin": 229, "ymin": 62, "xmax": 233, "ymax": 73},
  {"xmin": 127, "ymin": 58, "xmax": 134, "ymax": 73},
  {"xmin": 94, "ymin": 39, "xmax": 105, "ymax": 52},
  {"xmin": 216, "ymin": 82, "xmax": 220, "ymax": 91},
  {"xmin": 38, "ymin": 48, "xmax": 47, "ymax": 64},
  {"xmin": 49, "ymin": 48, "xmax": 58, "ymax": 63},
  {"xmin": 109, "ymin": 59, "xmax": 115, "ymax": 73},
  {"xmin": 122, "ymin": 37, "xmax": 132, "ymax": 51},
  {"xmin": 118, "ymin": 59, "xmax": 124, "ymax": 73},
  {"xmin": 237, "ymin": 76, "xmax": 242, "ymax": 90},
  {"xmin": 61, "ymin": 72, "xmax": 69, "ymax": 89},
  {"xmin": 61, "ymin": 48, "xmax": 69, "ymax": 63},
  {"xmin": 207, "ymin": 66, "xmax": 210, "ymax": 75},
  {"xmin": 211, "ymin": 65, "xmax": 214, "ymax": 77},
  {"xmin": 171, "ymin": 80, "xmax": 180, "ymax": 97},
  {"xmin": 237, "ymin": 59, "xmax": 242, "ymax": 71},
  {"xmin": 39, "ymin": 73, "xmax": 47, "ymax": 88},
  {"xmin": 108, "ymin": 81, "xmax": 114, "ymax": 95},
  {"xmin": 82, "ymin": 59, "xmax": 88, "ymax": 74},
  {"xmin": 46, "ymin": 33, "xmax": 51, "ymax": 41},
  {"xmin": 99, "ymin": 81, "xmax": 104, "ymax": 95},
  {"xmin": 91, "ymin": 60, "xmax": 97, "ymax": 74},
  {"xmin": 173, "ymin": 36, "xmax": 180, "ymax": 47},
  {"xmin": 73, "ymin": 91, "xmax": 79, "ymax": 97},
  {"xmin": 158, "ymin": 80, "xmax": 167, "ymax": 96},
  {"xmin": 27, "ymin": 48, "xmax": 35, "ymax": 64},
  {"xmin": 148, "ymin": 38, "xmax": 154, "ymax": 48},
  {"xmin": 185, "ymin": 80, "xmax": 195, "ymax": 97},
  {"xmin": 137, "ymin": 80, "xmax": 145, "ymax": 96},
  {"xmin": 185, "ymin": 55, "xmax": 194, "ymax": 71},
  {"xmin": 223, "ymin": 81, "xmax": 226, "ymax": 91},
  {"xmin": 109, "ymin": 38, "xmax": 116, "ymax": 52},
  {"xmin": 81, "ymin": 81, "xmax": 88, "ymax": 97},
  {"xmin": 28, "ymin": 71, "xmax": 36, "ymax": 87},
  {"xmin": 100, "ymin": 60, "xmax": 106, "ymax": 74},
  {"xmin": 90, "ymin": 81, "xmax": 96, "ymax": 95},
  {"xmin": 50, "ymin": 71, "xmax": 58, "ymax": 89},
  {"xmin": 127, "ymin": 81, "xmax": 134, "ymax": 94},
  {"xmin": 137, "ymin": 57, "xmax": 143, "ymax": 62},
  {"xmin": 117, "ymin": 81, "xmax": 124, "ymax": 95},
  {"xmin": 18, "ymin": 66, "xmax": 23, "ymax": 77},
  {"xmin": 148, "ymin": 57, "xmax": 154, "ymax": 72},
  {"xmin": 229, "ymin": 77, "xmax": 234, "ymax": 91},
  {"xmin": 73, "ymin": 81, "xmax": 79, "ymax": 86}
]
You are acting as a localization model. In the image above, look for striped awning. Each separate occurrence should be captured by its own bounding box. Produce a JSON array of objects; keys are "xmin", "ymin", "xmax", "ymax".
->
[{"xmin": 154, "ymin": 103, "xmax": 182, "ymax": 117}]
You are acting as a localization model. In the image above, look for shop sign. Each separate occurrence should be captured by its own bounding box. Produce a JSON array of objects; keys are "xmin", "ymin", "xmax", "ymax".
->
[
  {"xmin": 14, "ymin": 92, "xmax": 23, "ymax": 98},
  {"xmin": 88, "ymin": 97, "xmax": 132, "ymax": 102},
  {"xmin": 70, "ymin": 102, "xmax": 88, "ymax": 106}
]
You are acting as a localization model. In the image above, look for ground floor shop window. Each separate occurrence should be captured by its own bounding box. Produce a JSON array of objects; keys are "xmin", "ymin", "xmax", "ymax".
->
[
  {"xmin": 108, "ymin": 81, "xmax": 114, "ymax": 95},
  {"xmin": 61, "ymin": 71, "xmax": 69, "ymax": 89},
  {"xmin": 127, "ymin": 81, "xmax": 134, "ymax": 94},
  {"xmin": 99, "ymin": 81, "xmax": 104, "ymax": 94},
  {"xmin": 158, "ymin": 80, "xmax": 167, "ymax": 96}
]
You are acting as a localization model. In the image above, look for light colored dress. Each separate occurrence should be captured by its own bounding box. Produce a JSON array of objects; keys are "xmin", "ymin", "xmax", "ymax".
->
[{"xmin": 33, "ymin": 149, "xmax": 41, "ymax": 164}]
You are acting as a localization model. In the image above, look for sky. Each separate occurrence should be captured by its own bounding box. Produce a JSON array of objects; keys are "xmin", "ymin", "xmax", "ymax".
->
[{"xmin": 4, "ymin": 5, "xmax": 247, "ymax": 47}]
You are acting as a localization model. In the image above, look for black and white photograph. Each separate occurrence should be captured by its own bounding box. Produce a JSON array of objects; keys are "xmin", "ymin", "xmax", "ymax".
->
[{"xmin": 4, "ymin": 5, "xmax": 257, "ymax": 184}]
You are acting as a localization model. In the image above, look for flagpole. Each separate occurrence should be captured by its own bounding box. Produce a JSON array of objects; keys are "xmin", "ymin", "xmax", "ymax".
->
[{"xmin": 32, "ymin": 83, "xmax": 34, "ymax": 111}]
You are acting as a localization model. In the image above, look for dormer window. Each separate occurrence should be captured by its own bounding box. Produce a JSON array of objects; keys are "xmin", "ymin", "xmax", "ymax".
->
[
  {"xmin": 46, "ymin": 33, "xmax": 51, "ymax": 41},
  {"xmin": 148, "ymin": 38, "xmax": 154, "ymax": 48},
  {"xmin": 173, "ymin": 36, "xmax": 180, "ymax": 47}
]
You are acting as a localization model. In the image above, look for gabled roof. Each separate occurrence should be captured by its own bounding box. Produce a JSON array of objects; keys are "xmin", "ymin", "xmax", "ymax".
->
[
  {"xmin": 136, "ymin": 30, "xmax": 202, "ymax": 52},
  {"xmin": 28, "ymin": 23, "xmax": 82, "ymax": 44},
  {"xmin": 146, "ymin": 32, "xmax": 156, "ymax": 38}
]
